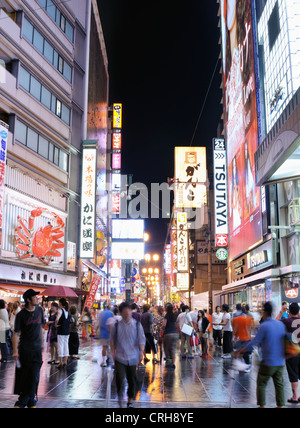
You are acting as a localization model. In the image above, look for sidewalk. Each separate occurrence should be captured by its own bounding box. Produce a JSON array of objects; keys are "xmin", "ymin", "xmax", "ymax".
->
[{"xmin": 0, "ymin": 340, "xmax": 298, "ymax": 408}]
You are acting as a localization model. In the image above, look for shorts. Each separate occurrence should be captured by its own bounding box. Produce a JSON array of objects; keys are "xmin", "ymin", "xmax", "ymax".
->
[
  {"xmin": 99, "ymin": 338, "xmax": 110, "ymax": 347},
  {"xmin": 286, "ymin": 357, "xmax": 300, "ymax": 383},
  {"xmin": 57, "ymin": 335, "xmax": 70, "ymax": 358}
]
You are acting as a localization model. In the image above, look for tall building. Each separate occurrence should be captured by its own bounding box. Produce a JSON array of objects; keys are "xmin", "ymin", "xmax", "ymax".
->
[
  {"xmin": 0, "ymin": 0, "xmax": 109, "ymax": 303},
  {"xmin": 218, "ymin": 0, "xmax": 300, "ymax": 314}
]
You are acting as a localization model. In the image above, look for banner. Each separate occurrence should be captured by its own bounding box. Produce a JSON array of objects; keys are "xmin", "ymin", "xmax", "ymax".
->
[
  {"xmin": 85, "ymin": 274, "xmax": 102, "ymax": 310},
  {"xmin": 0, "ymin": 122, "xmax": 8, "ymax": 247}
]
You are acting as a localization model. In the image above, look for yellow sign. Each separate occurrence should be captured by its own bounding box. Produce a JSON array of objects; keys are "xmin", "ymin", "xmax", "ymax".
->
[{"xmin": 113, "ymin": 103, "xmax": 122, "ymax": 129}]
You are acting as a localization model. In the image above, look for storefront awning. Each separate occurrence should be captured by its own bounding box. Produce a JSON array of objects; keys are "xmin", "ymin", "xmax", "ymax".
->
[
  {"xmin": 221, "ymin": 268, "xmax": 280, "ymax": 294},
  {"xmin": 82, "ymin": 260, "xmax": 107, "ymax": 279},
  {"xmin": 0, "ymin": 284, "xmax": 47, "ymax": 295}
]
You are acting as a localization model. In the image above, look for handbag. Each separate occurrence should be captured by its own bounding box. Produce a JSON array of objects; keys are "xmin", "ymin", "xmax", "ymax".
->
[
  {"xmin": 181, "ymin": 320, "xmax": 193, "ymax": 337},
  {"xmin": 190, "ymin": 333, "xmax": 199, "ymax": 347}
]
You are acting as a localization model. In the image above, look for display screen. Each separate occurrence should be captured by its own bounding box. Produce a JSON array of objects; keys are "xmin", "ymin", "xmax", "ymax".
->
[
  {"xmin": 112, "ymin": 219, "xmax": 144, "ymax": 240},
  {"xmin": 220, "ymin": 0, "xmax": 262, "ymax": 260},
  {"xmin": 111, "ymin": 242, "xmax": 145, "ymax": 260}
]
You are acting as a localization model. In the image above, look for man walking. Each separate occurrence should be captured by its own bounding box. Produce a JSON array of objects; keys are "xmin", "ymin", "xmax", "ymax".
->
[
  {"xmin": 238, "ymin": 302, "xmax": 286, "ymax": 408},
  {"xmin": 212, "ymin": 306, "xmax": 223, "ymax": 349},
  {"xmin": 12, "ymin": 289, "xmax": 45, "ymax": 408},
  {"xmin": 98, "ymin": 305, "xmax": 113, "ymax": 367},
  {"xmin": 110, "ymin": 302, "xmax": 145, "ymax": 408}
]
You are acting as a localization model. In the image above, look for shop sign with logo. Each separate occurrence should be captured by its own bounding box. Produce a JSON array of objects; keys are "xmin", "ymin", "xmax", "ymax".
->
[{"xmin": 213, "ymin": 138, "xmax": 228, "ymax": 247}]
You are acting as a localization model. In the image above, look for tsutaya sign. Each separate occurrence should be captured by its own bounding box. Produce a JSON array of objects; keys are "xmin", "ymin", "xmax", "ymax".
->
[
  {"xmin": 80, "ymin": 141, "xmax": 97, "ymax": 259},
  {"xmin": 213, "ymin": 138, "xmax": 228, "ymax": 247}
]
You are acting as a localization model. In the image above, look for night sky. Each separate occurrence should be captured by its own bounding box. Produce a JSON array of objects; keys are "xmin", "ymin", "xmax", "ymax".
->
[{"xmin": 97, "ymin": 0, "xmax": 222, "ymax": 255}]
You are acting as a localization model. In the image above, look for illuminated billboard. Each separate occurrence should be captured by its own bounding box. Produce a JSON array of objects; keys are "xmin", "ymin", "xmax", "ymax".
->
[
  {"xmin": 112, "ymin": 219, "xmax": 144, "ymax": 240},
  {"xmin": 174, "ymin": 147, "xmax": 207, "ymax": 209},
  {"xmin": 111, "ymin": 242, "xmax": 145, "ymax": 260},
  {"xmin": 113, "ymin": 103, "xmax": 122, "ymax": 129},
  {"xmin": 220, "ymin": 0, "xmax": 262, "ymax": 260}
]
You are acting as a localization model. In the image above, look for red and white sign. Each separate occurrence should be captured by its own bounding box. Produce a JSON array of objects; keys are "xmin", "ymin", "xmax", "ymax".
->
[
  {"xmin": 216, "ymin": 234, "xmax": 228, "ymax": 247},
  {"xmin": 85, "ymin": 274, "xmax": 102, "ymax": 309},
  {"xmin": 112, "ymin": 194, "xmax": 120, "ymax": 213},
  {"xmin": 112, "ymin": 133, "xmax": 122, "ymax": 150},
  {"xmin": 285, "ymin": 289, "xmax": 299, "ymax": 299},
  {"xmin": 0, "ymin": 122, "xmax": 8, "ymax": 235}
]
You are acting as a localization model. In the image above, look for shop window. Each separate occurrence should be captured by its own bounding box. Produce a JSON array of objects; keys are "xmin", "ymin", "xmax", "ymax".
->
[{"xmin": 268, "ymin": 1, "xmax": 280, "ymax": 51}]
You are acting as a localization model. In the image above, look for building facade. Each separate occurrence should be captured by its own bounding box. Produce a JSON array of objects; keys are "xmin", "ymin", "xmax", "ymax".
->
[{"xmin": 0, "ymin": 0, "xmax": 109, "ymax": 302}]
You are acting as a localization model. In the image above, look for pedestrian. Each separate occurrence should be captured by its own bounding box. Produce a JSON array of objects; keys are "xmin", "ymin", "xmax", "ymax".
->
[
  {"xmin": 237, "ymin": 302, "xmax": 286, "ymax": 408},
  {"xmin": 212, "ymin": 306, "xmax": 223, "ymax": 349},
  {"xmin": 98, "ymin": 305, "xmax": 113, "ymax": 367},
  {"xmin": 9, "ymin": 302, "xmax": 20, "ymax": 333},
  {"xmin": 81, "ymin": 306, "xmax": 92, "ymax": 338},
  {"xmin": 47, "ymin": 302, "xmax": 59, "ymax": 365},
  {"xmin": 162, "ymin": 303, "xmax": 178, "ymax": 369},
  {"xmin": 198, "ymin": 310, "xmax": 210, "ymax": 358},
  {"xmin": 69, "ymin": 305, "xmax": 80, "ymax": 360},
  {"xmin": 232, "ymin": 303, "xmax": 243, "ymax": 319},
  {"xmin": 110, "ymin": 302, "xmax": 145, "ymax": 409},
  {"xmin": 276, "ymin": 301, "xmax": 289, "ymax": 320},
  {"xmin": 232, "ymin": 305, "xmax": 253, "ymax": 372},
  {"xmin": 141, "ymin": 304, "xmax": 159, "ymax": 364},
  {"xmin": 0, "ymin": 299, "xmax": 10, "ymax": 363},
  {"xmin": 55, "ymin": 298, "xmax": 70, "ymax": 369},
  {"xmin": 12, "ymin": 289, "xmax": 44, "ymax": 408},
  {"xmin": 204, "ymin": 309, "xmax": 213, "ymax": 347},
  {"xmin": 176, "ymin": 305, "xmax": 194, "ymax": 359},
  {"xmin": 220, "ymin": 304, "xmax": 233, "ymax": 358},
  {"xmin": 281, "ymin": 302, "xmax": 300, "ymax": 404},
  {"xmin": 131, "ymin": 303, "xmax": 141, "ymax": 322}
]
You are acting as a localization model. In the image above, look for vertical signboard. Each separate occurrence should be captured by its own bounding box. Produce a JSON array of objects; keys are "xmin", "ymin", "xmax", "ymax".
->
[
  {"xmin": 85, "ymin": 274, "xmax": 102, "ymax": 310},
  {"xmin": 0, "ymin": 121, "xmax": 8, "ymax": 247},
  {"xmin": 80, "ymin": 141, "xmax": 97, "ymax": 259},
  {"xmin": 177, "ymin": 212, "xmax": 189, "ymax": 272},
  {"xmin": 220, "ymin": 0, "xmax": 262, "ymax": 260},
  {"xmin": 213, "ymin": 138, "xmax": 229, "ymax": 247},
  {"xmin": 113, "ymin": 103, "xmax": 122, "ymax": 129},
  {"xmin": 174, "ymin": 147, "xmax": 207, "ymax": 209}
]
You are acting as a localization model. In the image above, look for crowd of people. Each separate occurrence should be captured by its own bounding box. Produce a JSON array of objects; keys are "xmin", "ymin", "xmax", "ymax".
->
[{"xmin": 0, "ymin": 289, "xmax": 299, "ymax": 409}]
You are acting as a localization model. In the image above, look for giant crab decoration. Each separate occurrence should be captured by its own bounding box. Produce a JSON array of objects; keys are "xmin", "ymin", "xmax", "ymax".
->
[{"xmin": 15, "ymin": 208, "xmax": 65, "ymax": 266}]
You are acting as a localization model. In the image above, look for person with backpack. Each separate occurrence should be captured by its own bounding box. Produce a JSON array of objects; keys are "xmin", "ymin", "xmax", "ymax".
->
[
  {"xmin": 110, "ymin": 302, "xmax": 145, "ymax": 408},
  {"xmin": 55, "ymin": 298, "xmax": 70, "ymax": 369}
]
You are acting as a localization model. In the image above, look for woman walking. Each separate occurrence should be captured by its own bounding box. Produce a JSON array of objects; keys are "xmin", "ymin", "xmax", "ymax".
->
[
  {"xmin": 221, "ymin": 304, "xmax": 233, "ymax": 359},
  {"xmin": 141, "ymin": 304, "xmax": 159, "ymax": 364},
  {"xmin": 69, "ymin": 306, "xmax": 80, "ymax": 360},
  {"xmin": 47, "ymin": 302, "xmax": 59, "ymax": 365},
  {"xmin": 162, "ymin": 303, "xmax": 178, "ymax": 369},
  {"xmin": 197, "ymin": 310, "xmax": 210, "ymax": 358},
  {"xmin": 55, "ymin": 298, "xmax": 70, "ymax": 369}
]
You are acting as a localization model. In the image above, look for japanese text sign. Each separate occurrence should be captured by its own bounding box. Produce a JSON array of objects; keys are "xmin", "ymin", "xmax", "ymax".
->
[
  {"xmin": 177, "ymin": 212, "xmax": 189, "ymax": 272},
  {"xmin": 0, "ymin": 122, "xmax": 8, "ymax": 233}
]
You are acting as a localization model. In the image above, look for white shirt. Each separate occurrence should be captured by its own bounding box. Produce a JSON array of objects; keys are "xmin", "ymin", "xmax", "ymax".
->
[
  {"xmin": 177, "ymin": 312, "xmax": 192, "ymax": 330},
  {"xmin": 212, "ymin": 312, "xmax": 223, "ymax": 331},
  {"xmin": 222, "ymin": 312, "xmax": 233, "ymax": 332}
]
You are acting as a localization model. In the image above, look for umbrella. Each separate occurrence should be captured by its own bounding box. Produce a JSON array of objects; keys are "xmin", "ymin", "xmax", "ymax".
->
[{"xmin": 40, "ymin": 285, "xmax": 78, "ymax": 298}]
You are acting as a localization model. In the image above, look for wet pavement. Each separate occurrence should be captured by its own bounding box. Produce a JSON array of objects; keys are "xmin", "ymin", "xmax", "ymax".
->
[{"xmin": 0, "ymin": 337, "xmax": 299, "ymax": 409}]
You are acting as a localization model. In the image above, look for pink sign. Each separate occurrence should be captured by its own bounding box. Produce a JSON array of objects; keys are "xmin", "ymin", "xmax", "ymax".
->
[
  {"xmin": 112, "ymin": 153, "xmax": 121, "ymax": 170},
  {"xmin": 0, "ymin": 123, "xmax": 8, "ymax": 234}
]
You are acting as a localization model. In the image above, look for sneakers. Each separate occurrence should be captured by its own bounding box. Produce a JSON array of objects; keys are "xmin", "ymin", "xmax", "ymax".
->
[
  {"xmin": 127, "ymin": 402, "xmax": 134, "ymax": 409},
  {"xmin": 222, "ymin": 354, "xmax": 231, "ymax": 359}
]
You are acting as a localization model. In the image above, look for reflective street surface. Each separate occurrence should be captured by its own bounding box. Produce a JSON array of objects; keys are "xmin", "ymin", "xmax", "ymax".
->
[{"xmin": 0, "ymin": 338, "xmax": 298, "ymax": 409}]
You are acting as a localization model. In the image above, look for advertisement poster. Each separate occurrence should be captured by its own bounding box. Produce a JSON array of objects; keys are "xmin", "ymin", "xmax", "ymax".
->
[
  {"xmin": 220, "ymin": 0, "xmax": 262, "ymax": 260},
  {"xmin": 174, "ymin": 147, "xmax": 207, "ymax": 209}
]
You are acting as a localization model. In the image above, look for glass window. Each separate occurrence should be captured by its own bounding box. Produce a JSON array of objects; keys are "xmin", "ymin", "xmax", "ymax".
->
[
  {"xmin": 19, "ymin": 67, "xmax": 30, "ymax": 92},
  {"xmin": 61, "ymin": 104, "xmax": 70, "ymax": 125},
  {"xmin": 41, "ymin": 86, "xmax": 51, "ymax": 109},
  {"xmin": 27, "ymin": 128, "xmax": 38, "ymax": 152},
  {"xmin": 51, "ymin": 95, "xmax": 57, "ymax": 114},
  {"xmin": 65, "ymin": 21, "xmax": 74, "ymax": 43},
  {"xmin": 44, "ymin": 40, "xmax": 54, "ymax": 64},
  {"xmin": 33, "ymin": 28, "xmax": 44, "ymax": 54},
  {"xmin": 38, "ymin": 136, "xmax": 49, "ymax": 159},
  {"xmin": 54, "ymin": 146, "xmax": 59, "ymax": 165},
  {"xmin": 60, "ymin": 15, "xmax": 66, "ymax": 32},
  {"xmin": 58, "ymin": 56, "xmax": 64, "ymax": 74},
  {"xmin": 63, "ymin": 62, "xmax": 72, "ymax": 82},
  {"xmin": 56, "ymin": 99, "xmax": 62, "ymax": 118},
  {"xmin": 55, "ymin": 8, "xmax": 61, "ymax": 27},
  {"xmin": 23, "ymin": 18, "xmax": 34, "ymax": 43},
  {"xmin": 59, "ymin": 150, "xmax": 68, "ymax": 172},
  {"xmin": 30, "ymin": 76, "xmax": 41, "ymax": 101},
  {"xmin": 268, "ymin": 1, "xmax": 280, "ymax": 51},
  {"xmin": 48, "ymin": 142, "xmax": 54, "ymax": 162},
  {"xmin": 37, "ymin": 0, "xmax": 46, "ymax": 8},
  {"xmin": 15, "ymin": 120, "xmax": 27, "ymax": 145},
  {"xmin": 46, "ymin": 0, "xmax": 56, "ymax": 21},
  {"xmin": 53, "ymin": 50, "xmax": 58, "ymax": 69}
]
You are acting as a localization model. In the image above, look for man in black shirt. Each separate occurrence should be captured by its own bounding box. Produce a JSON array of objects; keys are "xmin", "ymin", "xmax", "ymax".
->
[{"xmin": 13, "ymin": 289, "xmax": 44, "ymax": 408}]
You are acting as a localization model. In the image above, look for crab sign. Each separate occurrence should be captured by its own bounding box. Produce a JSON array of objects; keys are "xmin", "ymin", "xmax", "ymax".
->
[{"xmin": 15, "ymin": 208, "xmax": 65, "ymax": 265}]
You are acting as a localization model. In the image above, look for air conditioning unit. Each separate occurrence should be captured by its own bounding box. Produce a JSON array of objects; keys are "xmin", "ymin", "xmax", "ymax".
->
[{"xmin": 288, "ymin": 198, "xmax": 300, "ymax": 226}]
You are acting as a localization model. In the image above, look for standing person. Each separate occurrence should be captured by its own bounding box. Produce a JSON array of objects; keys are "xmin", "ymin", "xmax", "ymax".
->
[
  {"xmin": 281, "ymin": 302, "xmax": 300, "ymax": 404},
  {"xmin": 204, "ymin": 309, "xmax": 213, "ymax": 348},
  {"xmin": 212, "ymin": 306, "xmax": 223, "ymax": 349},
  {"xmin": 98, "ymin": 305, "xmax": 113, "ymax": 367},
  {"xmin": 238, "ymin": 302, "xmax": 286, "ymax": 408},
  {"xmin": 276, "ymin": 301, "xmax": 289, "ymax": 320},
  {"xmin": 141, "ymin": 304, "xmax": 159, "ymax": 364},
  {"xmin": 81, "ymin": 306, "xmax": 92, "ymax": 338},
  {"xmin": 55, "ymin": 298, "xmax": 70, "ymax": 369},
  {"xmin": 232, "ymin": 305, "xmax": 253, "ymax": 372},
  {"xmin": 162, "ymin": 303, "xmax": 178, "ymax": 369},
  {"xmin": 131, "ymin": 303, "xmax": 141, "ymax": 322},
  {"xmin": 176, "ymin": 305, "xmax": 194, "ymax": 359},
  {"xmin": 9, "ymin": 302, "xmax": 20, "ymax": 334},
  {"xmin": 0, "ymin": 299, "xmax": 10, "ymax": 363},
  {"xmin": 197, "ymin": 310, "xmax": 210, "ymax": 358},
  {"xmin": 47, "ymin": 302, "xmax": 59, "ymax": 365},
  {"xmin": 110, "ymin": 302, "xmax": 145, "ymax": 409},
  {"xmin": 69, "ymin": 306, "xmax": 80, "ymax": 360},
  {"xmin": 220, "ymin": 304, "xmax": 233, "ymax": 359},
  {"xmin": 12, "ymin": 290, "xmax": 44, "ymax": 408}
]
